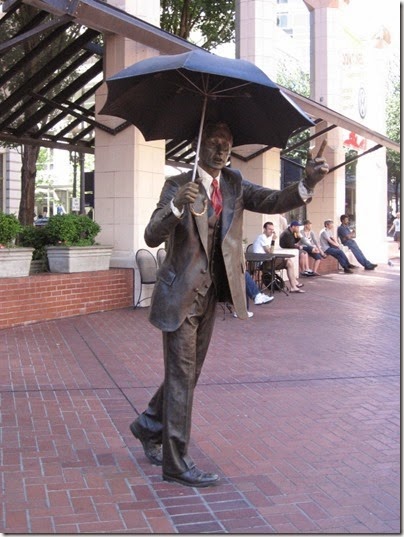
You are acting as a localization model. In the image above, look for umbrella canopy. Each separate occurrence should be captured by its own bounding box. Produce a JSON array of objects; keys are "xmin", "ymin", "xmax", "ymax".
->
[{"xmin": 100, "ymin": 50, "xmax": 314, "ymax": 149}]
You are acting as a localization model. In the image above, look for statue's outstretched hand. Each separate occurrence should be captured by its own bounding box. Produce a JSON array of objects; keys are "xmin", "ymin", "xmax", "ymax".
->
[{"xmin": 304, "ymin": 139, "xmax": 329, "ymax": 190}]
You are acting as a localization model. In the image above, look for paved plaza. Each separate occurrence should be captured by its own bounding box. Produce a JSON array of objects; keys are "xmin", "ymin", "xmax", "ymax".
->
[{"xmin": 0, "ymin": 259, "xmax": 400, "ymax": 533}]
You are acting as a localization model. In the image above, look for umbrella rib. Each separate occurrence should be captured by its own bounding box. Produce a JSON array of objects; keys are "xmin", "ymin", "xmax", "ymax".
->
[
  {"xmin": 209, "ymin": 81, "xmax": 254, "ymax": 95},
  {"xmin": 177, "ymin": 70, "xmax": 209, "ymax": 96},
  {"xmin": 177, "ymin": 70, "xmax": 253, "ymax": 98}
]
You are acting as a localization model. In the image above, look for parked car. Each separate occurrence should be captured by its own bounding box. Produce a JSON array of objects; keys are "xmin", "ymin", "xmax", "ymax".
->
[{"xmin": 34, "ymin": 217, "xmax": 49, "ymax": 227}]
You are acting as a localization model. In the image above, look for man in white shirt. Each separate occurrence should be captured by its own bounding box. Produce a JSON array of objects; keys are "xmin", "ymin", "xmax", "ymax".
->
[{"xmin": 253, "ymin": 222, "xmax": 304, "ymax": 293}]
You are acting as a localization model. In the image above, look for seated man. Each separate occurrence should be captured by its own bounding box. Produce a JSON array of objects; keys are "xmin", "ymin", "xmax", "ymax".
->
[
  {"xmin": 319, "ymin": 219, "xmax": 354, "ymax": 273},
  {"xmin": 300, "ymin": 219, "xmax": 325, "ymax": 275},
  {"xmin": 279, "ymin": 220, "xmax": 313, "ymax": 276},
  {"xmin": 252, "ymin": 221, "xmax": 305, "ymax": 293},
  {"xmin": 337, "ymin": 214, "xmax": 377, "ymax": 270}
]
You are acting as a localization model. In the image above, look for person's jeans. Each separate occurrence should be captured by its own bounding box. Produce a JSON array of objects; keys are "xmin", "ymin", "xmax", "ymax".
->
[
  {"xmin": 343, "ymin": 239, "xmax": 372, "ymax": 268},
  {"xmin": 325, "ymin": 247, "xmax": 350, "ymax": 269},
  {"xmin": 245, "ymin": 271, "xmax": 259, "ymax": 299}
]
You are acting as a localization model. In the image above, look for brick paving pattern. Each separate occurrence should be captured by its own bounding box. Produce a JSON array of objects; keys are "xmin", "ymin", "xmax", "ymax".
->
[{"xmin": 0, "ymin": 263, "xmax": 400, "ymax": 533}]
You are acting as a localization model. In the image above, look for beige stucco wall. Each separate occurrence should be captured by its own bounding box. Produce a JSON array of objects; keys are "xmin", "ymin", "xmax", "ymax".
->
[
  {"xmin": 95, "ymin": 0, "xmax": 165, "ymax": 274},
  {"xmin": 306, "ymin": 0, "xmax": 389, "ymax": 262}
]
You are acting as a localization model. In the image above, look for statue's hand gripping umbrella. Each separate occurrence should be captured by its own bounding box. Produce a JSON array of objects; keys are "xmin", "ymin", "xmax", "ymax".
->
[{"xmin": 101, "ymin": 50, "xmax": 314, "ymax": 215}]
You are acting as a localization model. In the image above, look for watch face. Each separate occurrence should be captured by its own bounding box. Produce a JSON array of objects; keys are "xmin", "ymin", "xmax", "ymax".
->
[{"xmin": 358, "ymin": 87, "xmax": 367, "ymax": 119}]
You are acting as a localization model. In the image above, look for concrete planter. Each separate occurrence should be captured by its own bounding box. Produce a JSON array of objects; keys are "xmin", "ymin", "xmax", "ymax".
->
[
  {"xmin": 0, "ymin": 247, "xmax": 34, "ymax": 277},
  {"xmin": 46, "ymin": 245, "xmax": 113, "ymax": 273}
]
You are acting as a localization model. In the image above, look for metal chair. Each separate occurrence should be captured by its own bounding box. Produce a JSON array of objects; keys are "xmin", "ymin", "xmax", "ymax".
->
[
  {"xmin": 156, "ymin": 247, "xmax": 167, "ymax": 268},
  {"xmin": 245, "ymin": 244, "xmax": 261, "ymax": 286},
  {"xmin": 134, "ymin": 249, "xmax": 157, "ymax": 308}
]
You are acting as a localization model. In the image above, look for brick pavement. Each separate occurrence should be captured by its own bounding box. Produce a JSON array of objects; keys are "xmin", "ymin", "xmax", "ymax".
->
[{"xmin": 0, "ymin": 262, "xmax": 400, "ymax": 533}]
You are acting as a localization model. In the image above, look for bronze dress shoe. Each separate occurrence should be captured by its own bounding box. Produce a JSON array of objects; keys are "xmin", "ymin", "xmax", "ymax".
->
[
  {"xmin": 129, "ymin": 421, "xmax": 162, "ymax": 466},
  {"xmin": 163, "ymin": 466, "xmax": 220, "ymax": 488}
]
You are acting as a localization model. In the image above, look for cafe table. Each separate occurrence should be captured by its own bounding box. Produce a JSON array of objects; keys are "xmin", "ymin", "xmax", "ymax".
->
[{"xmin": 244, "ymin": 251, "xmax": 295, "ymax": 296}]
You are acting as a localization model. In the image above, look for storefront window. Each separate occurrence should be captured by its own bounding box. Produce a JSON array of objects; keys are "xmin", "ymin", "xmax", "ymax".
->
[
  {"xmin": 281, "ymin": 157, "xmax": 306, "ymax": 224},
  {"xmin": 345, "ymin": 149, "xmax": 358, "ymax": 226},
  {"xmin": 0, "ymin": 153, "xmax": 4, "ymax": 212}
]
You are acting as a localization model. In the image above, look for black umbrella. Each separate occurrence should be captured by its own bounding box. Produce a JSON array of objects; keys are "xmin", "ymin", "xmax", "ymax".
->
[
  {"xmin": 101, "ymin": 50, "xmax": 314, "ymax": 213},
  {"xmin": 102, "ymin": 50, "xmax": 312, "ymax": 149}
]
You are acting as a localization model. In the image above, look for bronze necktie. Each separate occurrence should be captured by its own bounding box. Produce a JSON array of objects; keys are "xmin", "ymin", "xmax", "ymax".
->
[{"xmin": 211, "ymin": 178, "xmax": 222, "ymax": 217}]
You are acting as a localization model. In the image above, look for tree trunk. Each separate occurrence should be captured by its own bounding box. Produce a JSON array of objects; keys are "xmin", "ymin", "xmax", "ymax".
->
[
  {"xmin": 179, "ymin": 0, "xmax": 190, "ymax": 39},
  {"xmin": 394, "ymin": 182, "xmax": 400, "ymax": 213},
  {"xmin": 19, "ymin": 144, "xmax": 40, "ymax": 225}
]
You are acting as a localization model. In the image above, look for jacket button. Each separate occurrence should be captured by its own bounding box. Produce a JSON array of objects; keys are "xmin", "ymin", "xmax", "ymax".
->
[
  {"xmin": 194, "ymin": 288, "xmax": 199, "ymax": 292},
  {"xmin": 201, "ymin": 269, "xmax": 207, "ymax": 274}
]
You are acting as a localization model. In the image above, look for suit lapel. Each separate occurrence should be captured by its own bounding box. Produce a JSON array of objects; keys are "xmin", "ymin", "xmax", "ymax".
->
[
  {"xmin": 220, "ymin": 170, "xmax": 237, "ymax": 238},
  {"xmin": 193, "ymin": 176, "xmax": 209, "ymax": 256}
]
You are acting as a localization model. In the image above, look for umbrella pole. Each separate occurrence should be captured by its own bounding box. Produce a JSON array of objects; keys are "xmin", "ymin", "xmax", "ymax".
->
[
  {"xmin": 191, "ymin": 95, "xmax": 207, "ymax": 182},
  {"xmin": 190, "ymin": 94, "xmax": 208, "ymax": 215}
]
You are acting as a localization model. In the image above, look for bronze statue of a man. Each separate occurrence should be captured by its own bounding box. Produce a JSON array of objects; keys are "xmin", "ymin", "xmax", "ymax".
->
[{"xmin": 130, "ymin": 122, "xmax": 328, "ymax": 487}]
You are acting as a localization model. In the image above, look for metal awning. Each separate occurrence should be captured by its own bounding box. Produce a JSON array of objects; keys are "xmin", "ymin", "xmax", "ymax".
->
[
  {"xmin": 0, "ymin": 0, "xmax": 198, "ymax": 156},
  {"xmin": 0, "ymin": 0, "xmax": 399, "ymax": 167}
]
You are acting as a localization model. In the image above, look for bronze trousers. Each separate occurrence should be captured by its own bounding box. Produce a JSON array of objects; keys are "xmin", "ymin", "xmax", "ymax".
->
[{"xmin": 137, "ymin": 286, "xmax": 217, "ymax": 475}]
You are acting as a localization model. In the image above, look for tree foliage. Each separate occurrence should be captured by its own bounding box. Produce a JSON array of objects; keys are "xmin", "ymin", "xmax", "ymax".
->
[
  {"xmin": 0, "ymin": 4, "xmax": 81, "ymax": 224},
  {"xmin": 276, "ymin": 58, "xmax": 310, "ymax": 98},
  {"xmin": 276, "ymin": 59, "xmax": 311, "ymax": 164},
  {"xmin": 385, "ymin": 54, "xmax": 400, "ymax": 212},
  {"xmin": 160, "ymin": 0, "xmax": 235, "ymax": 50}
]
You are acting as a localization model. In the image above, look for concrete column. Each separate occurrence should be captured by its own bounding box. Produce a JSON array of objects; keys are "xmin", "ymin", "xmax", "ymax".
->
[
  {"xmin": 95, "ymin": 0, "xmax": 165, "ymax": 270},
  {"xmin": 235, "ymin": 0, "xmax": 310, "ymax": 279},
  {"xmin": 233, "ymin": 150, "xmax": 281, "ymax": 243},
  {"xmin": 305, "ymin": 0, "xmax": 391, "ymax": 261},
  {"xmin": 235, "ymin": 0, "xmax": 282, "ymax": 240},
  {"xmin": 5, "ymin": 149, "xmax": 22, "ymax": 214},
  {"xmin": 236, "ymin": 0, "xmax": 278, "ymax": 75},
  {"xmin": 354, "ymin": 34, "xmax": 389, "ymax": 262},
  {"xmin": 303, "ymin": 0, "xmax": 346, "ymax": 237},
  {"xmin": 308, "ymin": 128, "xmax": 346, "ymax": 237}
]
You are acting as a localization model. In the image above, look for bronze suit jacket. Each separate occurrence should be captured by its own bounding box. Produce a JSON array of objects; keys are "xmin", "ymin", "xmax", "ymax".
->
[{"xmin": 145, "ymin": 167, "xmax": 309, "ymax": 332}]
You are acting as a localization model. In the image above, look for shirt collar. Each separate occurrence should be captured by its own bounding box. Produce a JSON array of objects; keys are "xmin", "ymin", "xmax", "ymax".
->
[{"xmin": 197, "ymin": 165, "xmax": 221, "ymax": 198}]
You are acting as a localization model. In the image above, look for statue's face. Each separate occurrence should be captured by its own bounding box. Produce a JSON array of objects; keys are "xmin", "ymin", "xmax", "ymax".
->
[{"xmin": 199, "ymin": 125, "xmax": 232, "ymax": 174}]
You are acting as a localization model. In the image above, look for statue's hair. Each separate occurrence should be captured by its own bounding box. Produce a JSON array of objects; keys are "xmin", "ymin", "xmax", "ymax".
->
[
  {"xmin": 202, "ymin": 121, "xmax": 233, "ymax": 142},
  {"xmin": 192, "ymin": 121, "xmax": 233, "ymax": 151}
]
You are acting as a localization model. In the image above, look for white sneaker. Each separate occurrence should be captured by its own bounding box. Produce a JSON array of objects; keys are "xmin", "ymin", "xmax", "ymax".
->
[
  {"xmin": 233, "ymin": 311, "xmax": 254, "ymax": 318},
  {"xmin": 254, "ymin": 293, "xmax": 274, "ymax": 305}
]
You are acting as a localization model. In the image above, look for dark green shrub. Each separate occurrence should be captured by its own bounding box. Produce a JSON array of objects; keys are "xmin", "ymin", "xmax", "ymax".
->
[
  {"xmin": 18, "ymin": 225, "xmax": 49, "ymax": 260},
  {"xmin": 0, "ymin": 212, "xmax": 23, "ymax": 247},
  {"xmin": 45, "ymin": 214, "xmax": 101, "ymax": 246}
]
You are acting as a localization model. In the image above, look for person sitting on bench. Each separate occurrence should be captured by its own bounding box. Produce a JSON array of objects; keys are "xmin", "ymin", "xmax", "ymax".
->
[{"xmin": 319, "ymin": 219, "xmax": 354, "ymax": 273}]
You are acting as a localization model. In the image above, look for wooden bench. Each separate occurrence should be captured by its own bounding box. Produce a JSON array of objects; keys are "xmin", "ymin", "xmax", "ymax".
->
[{"xmin": 313, "ymin": 254, "xmax": 340, "ymax": 275}]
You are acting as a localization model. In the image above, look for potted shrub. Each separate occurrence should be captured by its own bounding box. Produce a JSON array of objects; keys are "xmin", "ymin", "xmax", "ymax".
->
[
  {"xmin": 18, "ymin": 225, "xmax": 49, "ymax": 274},
  {"xmin": 0, "ymin": 212, "xmax": 34, "ymax": 277},
  {"xmin": 44, "ymin": 213, "xmax": 112, "ymax": 273}
]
